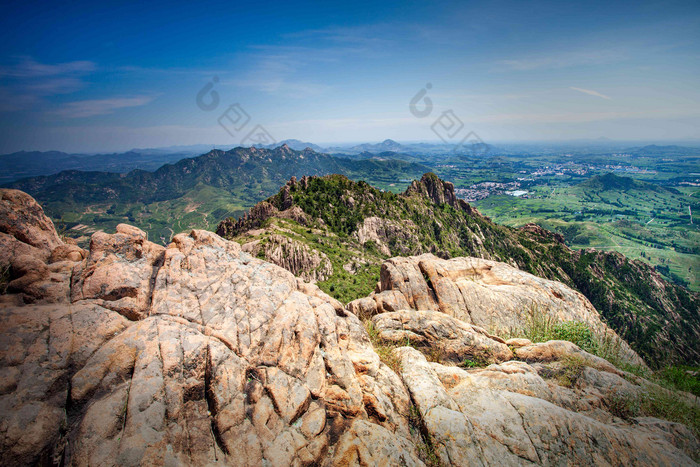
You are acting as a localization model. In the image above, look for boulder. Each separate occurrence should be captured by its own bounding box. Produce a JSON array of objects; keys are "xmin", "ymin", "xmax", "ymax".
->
[
  {"xmin": 366, "ymin": 254, "xmax": 645, "ymax": 367},
  {"xmin": 372, "ymin": 310, "xmax": 512, "ymax": 364},
  {"xmin": 0, "ymin": 189, "xmax": 62, "ymax": 257},
  {"xmin": 0, "ymin": 189, "xmax": 82, "ymax": 303},
  {"xmin": 70, "ymin": 224, "xmax": 165, "ymax": 320},
  {"xmin": 395, "ymin": 347, "xmax": 698, "ymax": 466}
]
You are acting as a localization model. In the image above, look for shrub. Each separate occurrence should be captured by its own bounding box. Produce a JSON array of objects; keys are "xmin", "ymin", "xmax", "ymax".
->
[
  {"xmin": 656, "ymin": 366, "xmax": 700, "ymax": 397},
  {"xmin": 556, "ymin": 354, "xmax": 586, "ymax": 388},
  {"xmin": 551, "ymin": 321, "xmax": 598, "ymax": 354},
  {"xmin": 606, "ymin": 386, "xmax": 700, "ymax": 438}
]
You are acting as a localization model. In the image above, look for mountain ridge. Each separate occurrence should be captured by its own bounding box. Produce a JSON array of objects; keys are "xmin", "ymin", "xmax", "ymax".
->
[{"xmin": 218, "ymin": 173, "xmax": 700, "ymax": 367}]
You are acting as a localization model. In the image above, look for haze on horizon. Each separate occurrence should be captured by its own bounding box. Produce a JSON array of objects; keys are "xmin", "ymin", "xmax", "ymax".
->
[{"xmin": 1, "ymin": 0, "xmax": 699, "ymax": 153}]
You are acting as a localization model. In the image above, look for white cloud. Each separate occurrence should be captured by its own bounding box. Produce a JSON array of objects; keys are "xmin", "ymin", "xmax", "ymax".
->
[
  {"xmin": 53, "ymin": 96, "xmax": 155, "ymax": 118},
  {"xmin": 570, "ymin": 87, "xmax": 612, "ymax": 100},
  {"xmin": 0, "ymin": 57, "xmax": 96, "ymax": 78}
]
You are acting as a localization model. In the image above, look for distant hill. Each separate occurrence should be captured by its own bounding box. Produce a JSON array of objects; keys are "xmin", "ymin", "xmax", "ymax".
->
[
  {"xmin": 0, "ymin": 149, "xmax": 193, "ymax": 184},
  {"xmin": 625, "ymin": 144, "xmax": 700, "ymax": 156},
  {"xmin": 578, "ymin": 173, "xmax": 683, "ymax": 195},
  {"xmin": 327, "ymin": 139, "xmax": 411, "ymax": 154},
  {"xmin": 579, "ymin": 173, "xmax": 651, "ymax": 191},
  {"xmin": 5, "ymin": 145, "xmax": 431, "ymax": 242}
]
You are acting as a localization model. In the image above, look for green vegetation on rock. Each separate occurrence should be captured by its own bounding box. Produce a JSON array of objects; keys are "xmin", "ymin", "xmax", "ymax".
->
[{"xmin": 219, "ymin": 173, "xmax": 700, "ymax": 368}]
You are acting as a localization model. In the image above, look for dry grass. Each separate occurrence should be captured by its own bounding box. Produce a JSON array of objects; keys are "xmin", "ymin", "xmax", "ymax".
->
[
  {"xmin": 363, "ymin": 320, "xmax": 403, "ymax": 374},
  {"xmin": 0, "ymin": 264, "xmax": 10, "ymax": 294}
]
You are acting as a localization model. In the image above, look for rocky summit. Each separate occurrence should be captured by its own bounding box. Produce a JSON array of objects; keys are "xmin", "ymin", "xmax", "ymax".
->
[{"xmin": 1, "ymin": 188, "xmax": 698, "ymax": 466}]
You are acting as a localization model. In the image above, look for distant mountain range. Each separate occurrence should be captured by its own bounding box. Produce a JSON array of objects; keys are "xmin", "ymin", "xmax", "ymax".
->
[
  {"xmin": 0, "ymin": 149, "xmax": 195, "ymax": 184},
  {"xmin": 624, "ymin": 144, "xmax": 700, "ymax": 157},
  {"xmin": 5, "ymin": 145, "xmax": 431, "ymax": 242},
  {"xmin": 5, "ymin": 142, "xmax": 699, "ymax": 186}
]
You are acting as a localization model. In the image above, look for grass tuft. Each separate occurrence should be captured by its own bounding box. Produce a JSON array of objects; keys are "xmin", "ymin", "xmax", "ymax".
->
[
  {"xmin": 363, "ymin": 320, "xmax": 403, "ymax": 374},
  {"xmin": 407, "ymin": 404, "xmax": 444, "ymax": 467}
]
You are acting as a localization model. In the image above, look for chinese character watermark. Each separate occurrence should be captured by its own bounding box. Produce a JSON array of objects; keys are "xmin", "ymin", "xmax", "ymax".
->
[
  {"xmin": 409, "ymin": 83, "xmax": 488, "ymax": 156},
  {"xmin": 196, "ymin": 77, "xmax": 276, "ymax": 147}
]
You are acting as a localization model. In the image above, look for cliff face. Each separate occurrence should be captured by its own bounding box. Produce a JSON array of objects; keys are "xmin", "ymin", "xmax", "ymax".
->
[
  {"xmin": 217, "ymin": 173, "xmax": 700, "ymax": 367},
  {"xmin": 1, "ymin": 189, "xmax": 698, "ymax": 466}
]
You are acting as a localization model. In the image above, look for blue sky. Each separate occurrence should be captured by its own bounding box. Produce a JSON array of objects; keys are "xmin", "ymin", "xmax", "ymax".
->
[{"xmin": 1, "ymin": 0, "xmax": 699, "ymax": 152}]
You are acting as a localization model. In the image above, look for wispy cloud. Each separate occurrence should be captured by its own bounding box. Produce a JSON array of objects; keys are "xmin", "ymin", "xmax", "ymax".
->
[
  {"xmin": 52, "ymin": 96, "xmax": 155, "ymax": 118},
  {"xmin": 570, "ymin": 86, "xmax": 611, "ymax": 100},
  {"xmin": 283, "ymin": 24, "xmax": 395, "ymax": 48},
  {"xmin": 493, "ymin": 48, "xmax": 626, "ymax": 71},
  {"xmin": 0, "ymin": 57, "xmax": 96, "ymax": 111},
  {"xmin": 0, "ymin": 57, "xmax": 96, "ymax": 78}
]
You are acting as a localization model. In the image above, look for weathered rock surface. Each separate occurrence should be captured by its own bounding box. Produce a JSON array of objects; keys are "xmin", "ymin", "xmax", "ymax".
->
[
  {"xmin": 0, "ymin": 191, "xmax": 424, "ymax": 466},
  {"xmin": 1, "ymin": 189, "xmax": 697, "ymax": 467},
  {"xmin": 241, "ymin": 233, "xmax": 333, "ymax": 282},
  {"xmin": 0, "ymin": 189, "xmax": 62, "ymax": 256},
  {"xmin": 351, "ymin": 253, "xmax": 645, "ymax": 367},
  {"xmin": 70, "ymin": 223, "xmax": 165, "ymax": 320},
  {"xmin": 395, "ymin": 347, "xmax": 698, "ymax": 466},
  {"xmin": 0, "ymin": 189, "xmax": 86, "ymax": 304},
  {"xmin": 354, "ymin": 216, "xmax": 419, "ymax": 256},
  {"xmin": 372, "ymin": 310, "xmax": 513, "ymax": 364}
]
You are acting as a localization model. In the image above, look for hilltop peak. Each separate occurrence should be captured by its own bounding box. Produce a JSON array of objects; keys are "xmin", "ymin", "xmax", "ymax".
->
[{"xmin": 406, "ymin": 172, "xmax": 459, "ymax": 207}]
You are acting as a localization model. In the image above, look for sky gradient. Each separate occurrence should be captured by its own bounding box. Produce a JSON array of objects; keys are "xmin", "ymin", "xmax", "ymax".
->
[{"xmin": 1, "ymin": 0, "xmax": 699, "ymax": 153}]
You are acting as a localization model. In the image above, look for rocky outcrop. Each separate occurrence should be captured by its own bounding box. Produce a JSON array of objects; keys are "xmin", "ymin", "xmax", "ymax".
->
[
  {"xmin": 216, "ymin": 176, "xmax": 312, "ymax": 239},
  {"xmin": 406, "ymin": 173, "xmax": 459, "ymax": 208},
  {"xmin": 2, "ymin": 189, "xmax": 697, "ymax": 466},
  {"xmin": 349, "ymin": 253, "xmax": 645, "ymax": 367},
  {"xmin": 372, "ymin": 310, "xmax": 513, "ymax": 364},
  {"xmin": 0, "ymin": 190, "xmax": 423, "ymax": 466},
  {"xmin": 0, "ymin": 189, "xmax": 86, "ymax": 304},
  {"xmin": 0, "ymin": 189, "xmax": 63, "ymax": 255},
  {"xmin": 218, "ymin": 173, "xmax": 700, "ymax": 367},
  {"xmin": 216, "ymin": 201, "xmax": 311, "ymax": 239},
  {"xmin": 354, "ymin": 216, "xmax": 420, "ymax": 256},
  {"xmin": 395, "ymin": 347, "xmax": 698, "ymax": 466},
  {"xmin": 241, "ymin": 233, "xmax": 333, "ymax": 282},
  {"xmin": 519, "ymin": 223, "xmax": 565, "ymax": 244}
]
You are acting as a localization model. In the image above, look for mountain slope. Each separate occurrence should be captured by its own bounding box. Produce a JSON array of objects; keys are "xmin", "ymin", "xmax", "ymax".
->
[
  {"xmin": 218, "ymin": 173, "xmax": 700, "ymax": 367},
  {"xmin": 6, "ymin": 145, "xmax": 431, "ymax": 242}
]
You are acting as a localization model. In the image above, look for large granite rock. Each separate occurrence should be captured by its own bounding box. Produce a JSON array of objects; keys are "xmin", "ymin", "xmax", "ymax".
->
[
  {"xmin": 0, "ymin": 191, "xmax": 423, "ymax": 466},
  {"xmin": 1, "ymin": 189, "xmax": 697, "ymax": 466},
  {"xmin": 0, "ymin": 189, "xmax": 86, "ymax": 304},
  {"xmin": 350, "ymin": 254, "xmax": 645, "ymax": 367},
  {"xmin": 395, "ymin": 346, "xmax": 698, "ymax": 466}
]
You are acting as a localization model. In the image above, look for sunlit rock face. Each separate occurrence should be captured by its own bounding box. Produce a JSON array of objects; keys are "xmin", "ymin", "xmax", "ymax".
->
[{"xmin": 0, "ymin": 188, "xmax": 697, "ymax": 466}]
